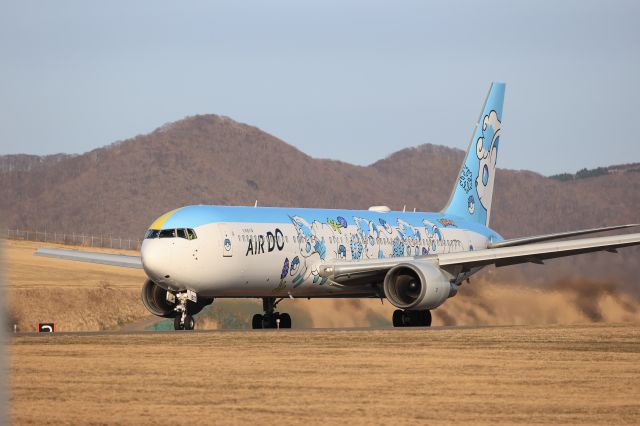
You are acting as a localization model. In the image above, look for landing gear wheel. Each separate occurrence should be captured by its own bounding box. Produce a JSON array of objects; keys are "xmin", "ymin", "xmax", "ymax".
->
[
  {"xmin": 280, "ymin": 313, "xmax": 292, "ymax": 329},
  {"xmin": 392, "ymin": 310, "xmax": 403, "ymax": 327},
  {"xmin": 252, "ymin": 314, "xmax": 263, "ymax": 329},
  {"xmin": 174, "ymin": 315, "xmax": 184, "ymax": 330},
  {"xmin": 262, "ymin": 314, "xmax": 276, "ymax": 329},
  {"xmin": 183, "ymin": 314, "xmax": 195, "ymax": 330},
  {"xmin": 392, "ymin": 310, "xmax": 432, "ymax": 327},
  {"xmin": 423, "ymin": 310, "xmax": 432, "ymax": 327},
  {"xmin": 174, "ymin": 314, "xmax": 195, "ymax": 330},
  {"xmin": 254, "ymin": 297, "xmax": 294, "ymax": 329}
]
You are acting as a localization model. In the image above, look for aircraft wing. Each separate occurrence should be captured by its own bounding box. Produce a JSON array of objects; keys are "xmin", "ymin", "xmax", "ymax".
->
[
  {"xmin": 319, "ymin": 232, "xmax": 640, "ymax": 285},
  {"xmin": 35, "ymin": 247, "xmax": 143, "ymax": 269},
  {"xmin": 487, "ymin": 224, "xmax": 639, "ymax": 248}
]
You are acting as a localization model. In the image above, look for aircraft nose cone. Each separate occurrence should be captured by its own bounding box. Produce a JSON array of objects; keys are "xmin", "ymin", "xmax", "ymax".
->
[{"xmin": 141, "ymin": 240, "xmax": 170, "ymax": 281}]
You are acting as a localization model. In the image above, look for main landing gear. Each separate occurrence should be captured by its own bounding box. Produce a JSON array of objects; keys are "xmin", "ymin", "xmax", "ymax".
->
[
  {"xmin": 392, "ymin": 309, "xmax": 432, "ymax": 327},
  {"xmin": 252, "ymin": 297, "xmax": 292, "ymax": 329}
]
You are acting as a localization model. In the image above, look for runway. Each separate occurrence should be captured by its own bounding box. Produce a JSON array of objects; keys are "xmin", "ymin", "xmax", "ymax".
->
[
  {"xmin": 12, "ymin": 323, "xmax": 504, "ymax": 337},
  {"xmin": 9, "ymin": 323, "xmax": 640, "ymax": 425}
]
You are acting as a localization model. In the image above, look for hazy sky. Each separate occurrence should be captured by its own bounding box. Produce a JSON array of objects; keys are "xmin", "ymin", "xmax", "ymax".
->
[{"xmin": 1, "ymin": 1, "xmax": 638, "ymax": 175}]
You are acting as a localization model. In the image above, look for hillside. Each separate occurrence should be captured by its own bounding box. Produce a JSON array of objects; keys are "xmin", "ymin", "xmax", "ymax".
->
[{"xmin": 1, "ymin": 114, "xmax": 638, "ymax": 288}]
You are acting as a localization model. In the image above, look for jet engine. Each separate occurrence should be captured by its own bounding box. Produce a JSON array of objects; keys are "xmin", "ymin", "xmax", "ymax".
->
[
  {"xmin": 141, "ymin": 279, "xmax": 178, "ymax": 318},
  {"xmin": 383, "ymin": 261, "xmax": 455, "ymax": 310}
]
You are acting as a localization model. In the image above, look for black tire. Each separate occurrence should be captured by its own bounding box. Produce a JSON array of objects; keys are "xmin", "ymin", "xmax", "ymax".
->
[
  {"xmin": 184, "ymin": 314, "xmax": 195, "ymax": 330},
  {"xmin": 174, "ymin": 315, "xmax": 184, "ymax": 330},
  {"xmin": 424, "ymin": 310, "xmax": 432, "ymax": 327},
  {"xmin": 252, "ymin": 314, "xmax": 263, "ymax": 329},
  {"xmin": 406, "ymin": 310, "xmax": 431, "ymax": 327},
  {"xmin": 392, "ymin": 309, "xmax": 404, "ymax": 327},
  {"xmin": 262, "ymin": 314, "xmax": 275, "ymax": 329},
  {"xmin": 280, "ymin": 313, "xmax": 292, "ymax": 329}
]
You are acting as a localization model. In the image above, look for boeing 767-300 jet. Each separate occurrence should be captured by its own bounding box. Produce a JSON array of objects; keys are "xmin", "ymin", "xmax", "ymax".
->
[{"xmin": 37, "ymin": 82, "xmax": 640, "ymax": 330}]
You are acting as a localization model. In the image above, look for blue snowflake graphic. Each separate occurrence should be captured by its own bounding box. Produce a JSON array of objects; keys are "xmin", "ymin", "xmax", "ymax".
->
[{"xmin": 459, "ymin": 165, "xmax": 473, "ymax": 193}]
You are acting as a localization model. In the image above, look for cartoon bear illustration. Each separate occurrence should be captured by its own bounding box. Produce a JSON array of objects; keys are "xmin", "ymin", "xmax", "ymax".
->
[
  {"xmin": 289, "ymin": 215, "xmax": 328, "ymax": 287},
  {"xmin": 475, "ymin": 110, "xmax": 501, "ymax": 213},
  {"xmin": 354, "ymin": 217, "xmax": 382, "ymax": 259}
]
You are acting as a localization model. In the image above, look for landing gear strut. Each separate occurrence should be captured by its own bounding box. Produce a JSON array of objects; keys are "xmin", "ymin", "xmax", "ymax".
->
[
  {"xmin": 169, "ymin": 290, "xmax": 213, "ymax": 331},
  {"xmin": 392, "ymin": 309, "xmax": 432, "ymax": 327},
  {"xmin": 252, "ymin": 297, "xmax": 292, "ymax": 329},
  {"xmin": 174, "ymin": 314, "xmax": 194, "ymax": 330},
  {"xmin": 173, "ymin": 292, "xmax": 195, "ymax": 331}
]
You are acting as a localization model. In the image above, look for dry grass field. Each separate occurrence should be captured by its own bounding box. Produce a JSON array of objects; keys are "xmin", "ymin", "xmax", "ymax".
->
[
  {"xmin": 5, "ymin": 239, "xmax": 640, "ymax": 424},
  {"xmin": 4, "ymin": 239, "xmax": 640, "ymax": 332},
  {"xmin": 9, "ymin": 324, "xmax": 640, "ymax": 425},
  {"xmin": 5, "ymin": 239, "xmax": 149, "ymax": 331}
]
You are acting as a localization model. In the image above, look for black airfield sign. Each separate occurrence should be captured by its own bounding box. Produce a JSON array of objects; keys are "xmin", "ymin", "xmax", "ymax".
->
[{"xmin": 38, "ymin": 323, "xmax": 55, "ymax": 333}]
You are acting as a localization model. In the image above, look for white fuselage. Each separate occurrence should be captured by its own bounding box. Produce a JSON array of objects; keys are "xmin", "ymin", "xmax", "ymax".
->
[{"xmin": 141, "ymin": 208, "xmax": 496, "ymax": 298}]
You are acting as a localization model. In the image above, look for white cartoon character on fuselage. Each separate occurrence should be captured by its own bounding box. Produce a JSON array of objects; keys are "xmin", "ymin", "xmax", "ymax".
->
[
  {"xmin": 476, "ymin": 110, "xmax": 501, "ymax": 214},
  {"xmin": 289, "ymin": 215, "xmax": 328, "ymax": 286},
  {"xmin": 396, "ymin": 219, "xmax": 422, "ymax": 257},
  {"xmin": 354, "ymin": 217, "xmax": 382, "ymax": 259}
]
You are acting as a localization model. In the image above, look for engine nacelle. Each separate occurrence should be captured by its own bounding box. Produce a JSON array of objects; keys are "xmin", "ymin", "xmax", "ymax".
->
[
  {"xmin": 383, "ymin": 261, "xmax": 454, "ymax": 310},
  {"xmin": 141, "ymin": 279, "xmax": 178, "ymax": 318},
  {"xmin": 141, "ymin": 280, "xmax": 214, "ymax": 317}
]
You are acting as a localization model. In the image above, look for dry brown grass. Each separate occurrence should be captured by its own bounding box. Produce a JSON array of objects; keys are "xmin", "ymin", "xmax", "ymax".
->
[
  {"xmin": 6, "ymin": 239, "xmax": 640, "ymax": 332},
  {"xmin": 5, "ymin": 240, "xmax": 149, "ymax": 331},
  {"xmin": 9, "ymin": 324, "xmax": 640, "ymax": 425}
]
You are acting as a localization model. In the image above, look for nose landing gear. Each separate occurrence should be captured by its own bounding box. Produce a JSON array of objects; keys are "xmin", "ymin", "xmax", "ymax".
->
[
  {"xmin": 252, "ymin": 297, "xmax": 292, "ymax": 329},
  {"xmin": 170, "ymin": 290, "xmax": 213, "ymax": 330},
  {"xmin": 174, "ymin": 313, "xmax": 195, "ymax": 330},
  {"xmin": 173, "ymin": 292, "xmax": 195, "ymax": 330}
]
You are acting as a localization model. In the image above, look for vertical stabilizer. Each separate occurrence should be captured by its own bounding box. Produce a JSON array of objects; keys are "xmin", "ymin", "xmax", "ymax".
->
[{"xmin": 442, "ymin": 82, "xmax": 505, "ymax": 227}]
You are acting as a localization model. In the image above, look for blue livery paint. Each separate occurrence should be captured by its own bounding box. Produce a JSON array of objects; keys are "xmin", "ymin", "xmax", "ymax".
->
[
  {"xmin": 443, "ymin": 82, "xmax": 505, "ymax": 227},
  {"xmin": 158, "ymin": 204, "xmax": 503, "ymax": 242},
  {"xmin": 152, "ymin": 82, "xmax": 507, "ymax": 250}
]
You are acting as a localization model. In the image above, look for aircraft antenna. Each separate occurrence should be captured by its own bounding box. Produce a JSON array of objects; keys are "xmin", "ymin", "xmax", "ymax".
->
[{"xmin": 254, "ymin": 200, "xmax": 258, "ymax": 208}]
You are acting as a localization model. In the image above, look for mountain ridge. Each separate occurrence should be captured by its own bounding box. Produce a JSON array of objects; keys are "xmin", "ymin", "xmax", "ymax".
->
[{"xmin": 1, "ymin": 113, "xmax": 638, "ymax": 289}]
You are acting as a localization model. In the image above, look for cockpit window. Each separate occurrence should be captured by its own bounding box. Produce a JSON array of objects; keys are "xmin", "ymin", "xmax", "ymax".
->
[
  {"xmin": 159, "ymin": 229, "xmax": 176, "ymax": 238},
  {"xmin": 145, "ymin": 228, "xmax": 197, "ymax": 240},
  {"xmin": 145, "ymin": 229, "xmax": 160, "ymax": 239}
]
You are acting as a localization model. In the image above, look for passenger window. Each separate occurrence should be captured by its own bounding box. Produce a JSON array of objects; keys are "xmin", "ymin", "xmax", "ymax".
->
[
  {"xmin": 159, "ymin": 229, "xmax": 176, "ymax": 238},
  {"xmin": 177, "ymin": 229, "xmax": 187, "ymax": 239}
]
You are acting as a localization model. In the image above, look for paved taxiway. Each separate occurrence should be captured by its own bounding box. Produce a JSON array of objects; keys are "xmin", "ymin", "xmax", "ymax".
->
[
  {"xmin": 10, "ymin": 323, "xmax": 640, "ymax": 425},
  {"xmin": 13, "ymin": 324, "xmax": 503, "ymax": 337}
]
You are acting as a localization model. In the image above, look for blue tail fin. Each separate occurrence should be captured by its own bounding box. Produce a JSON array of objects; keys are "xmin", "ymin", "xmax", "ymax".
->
[{"xmin": 442, "ymin": 82, "xmax": 505, "ymax": 227}]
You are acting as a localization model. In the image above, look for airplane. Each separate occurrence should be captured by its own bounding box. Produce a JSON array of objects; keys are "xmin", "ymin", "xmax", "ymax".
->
[{"xmin": 36, "ymin": 82, "xmax": 640, "ymax": 330}]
